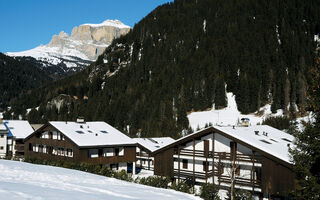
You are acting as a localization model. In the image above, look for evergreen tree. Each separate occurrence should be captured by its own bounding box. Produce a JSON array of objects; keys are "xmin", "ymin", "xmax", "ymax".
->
[{"xmin": 291, "ymin": 58, "xmax": 320, "ymax": 199}]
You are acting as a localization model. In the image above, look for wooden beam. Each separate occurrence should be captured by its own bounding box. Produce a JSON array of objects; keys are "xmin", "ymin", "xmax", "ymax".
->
[
  {"xmin": 212, "ymin": 132, "xmax": 215, "ymax": 184},
  {"xmin": 193, "ymin": 138, "xmax": 196, "ymax": 191},
  {"xmin": 178, "ymin": 146, "xmax": 180, "ymax": 181},
  {"xmin": 252, "ymin": 150, "xmax": 255, "ymax": 192}
]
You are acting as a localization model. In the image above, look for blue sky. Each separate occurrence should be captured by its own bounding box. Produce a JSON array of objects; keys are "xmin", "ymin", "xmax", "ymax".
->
[{"xmin": 0, "ymin": 0, "xmax": 173, "ymax": 53}]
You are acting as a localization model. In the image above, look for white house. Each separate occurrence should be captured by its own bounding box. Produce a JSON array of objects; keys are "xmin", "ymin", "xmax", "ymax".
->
[
  {"xmin": 0, "ymin": 120, "xmax": 9, "ymax": 158},
  {"xmin": 134, "ymin": 137, "xmax": 175, "ymax": 170},
  {"xmin": 4, "ymin": 120, "xmax": 35, "ymax": 157},
  {"xmin": 153, "ymin": 125, "xmax": 295, "ymax": 199}
]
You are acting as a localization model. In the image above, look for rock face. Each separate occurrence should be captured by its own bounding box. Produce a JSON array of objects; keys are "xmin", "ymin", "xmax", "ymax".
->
[{"xmin": 7, "ymin": 20, "xmax": 130, "ymax": 73}]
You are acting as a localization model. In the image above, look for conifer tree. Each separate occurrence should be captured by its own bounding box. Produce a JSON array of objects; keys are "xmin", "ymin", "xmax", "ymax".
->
[{"xmin": 291, "ymin": 58, "xmax": 320, "ymax": 199}]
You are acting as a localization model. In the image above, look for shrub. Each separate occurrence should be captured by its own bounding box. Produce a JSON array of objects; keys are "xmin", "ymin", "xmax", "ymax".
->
[
  {"xmin": 200, "ymin": 183, "xmax": 220, "ymax": 200},
  {"xmin": 171, "ymin": 180, "xmax": 192, "ymax": 194},
  {"xmin": 138, "ymin": 176, "xmax": 171, "ymax": 189}
]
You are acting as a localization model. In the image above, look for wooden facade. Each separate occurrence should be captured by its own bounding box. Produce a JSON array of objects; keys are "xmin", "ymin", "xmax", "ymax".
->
[
  {"xmin": 152, "ymin": 127, "xmax": 295, "ymax": 198},
  {"xmin": 24, "ymin": 123, "xmax": 136, "ymax": 167}
]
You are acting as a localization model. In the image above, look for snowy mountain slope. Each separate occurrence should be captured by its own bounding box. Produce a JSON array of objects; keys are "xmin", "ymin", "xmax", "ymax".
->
[
  {"xmin": 6, "ymin": 20, "xmax": 130, "ymax": 72},
  {"xmin": 188, "ymin": 92, "xmax": 313, "ymax": 131},
  {"xmin": 0, "ymin": 160, "xmax": 200, "ymax": 200}
]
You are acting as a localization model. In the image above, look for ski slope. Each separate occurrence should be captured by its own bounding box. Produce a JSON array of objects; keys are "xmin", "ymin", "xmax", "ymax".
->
[
  {"xmin": 188, "ymin": 92, "xmax": 312, "ymax": 131},
  {"xmin": 0, "ymin": 160, "xmax": 200, "ymax": 200}
]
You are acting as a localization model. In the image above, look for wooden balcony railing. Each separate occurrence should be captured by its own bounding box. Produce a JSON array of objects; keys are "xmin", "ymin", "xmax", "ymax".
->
[{"xmin": 174, "ymin": 148, "xmax": 261, "ymax": 163}]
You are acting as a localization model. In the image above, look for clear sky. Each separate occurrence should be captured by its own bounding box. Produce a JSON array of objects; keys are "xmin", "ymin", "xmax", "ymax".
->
[{"xmin": 0, "ymin": 0, "xmax": 173, "ymax": 53}]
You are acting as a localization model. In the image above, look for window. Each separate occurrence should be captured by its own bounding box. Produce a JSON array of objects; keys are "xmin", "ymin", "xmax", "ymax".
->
[
  {"xmin": 115, "ymin": 148, "xmax": 120, "ymax": 156},
  {"xmin": 98, "ymin": 149, "xmax": 103, "ymax": 157},
  {"xmin": 203, "ymin": 161, "xmax": 208, "ymax": 172},
  {"xmin": 255, "ymin": 167, "xmax": 262, "ymax": 181},
  {"xmin": 119, "ymin": 147, "xmax": 124, "ymax": 156},
  {"xmin": 76, "ymin": 130, "xmax": 84, "ymax": 134},
  {"xmin": 235, "ymin": 166, "xmax": 240, "ymax": 176},
  {"xmin": 110, "ymin": 164, "xmax": 119, "ymax": 170},
  {"xmin": 88, "ymin": 149, "xmax": 98, "ymax": 158},
  {"xmin": 29, "ymin": 143, "xmax": 32, "ymax": 151},
  {"xmin": 282, "ymin": 138, "xmax": 292, "ymax": 142},
  {"xmin": 103, "ymin": 148, "xmax": 114, "ymax": 157},
  {"xmin": 0, "ymin": 134, "xmax": 4, "ymax": 138},
  {"xmin": 260, "ymin": 139, "xmax": 271, "ymax": 144},
  {"xmin": 0, "ymin": 146, "xmax": 3, "ymax": 150},
  {"xmin": 182, "ymin": 159, "xmax": 188, "ymax": 169},
  {"xmin": 67, "ymin": 149, "xmax": 73, "ymax": 157},
  {"xmin": 218, "ymin": 163, "xmax": 224, "ymax": 175},
  {"xmin": 100, "ymin": 130, "xmax": 108, "ymax": 133}
]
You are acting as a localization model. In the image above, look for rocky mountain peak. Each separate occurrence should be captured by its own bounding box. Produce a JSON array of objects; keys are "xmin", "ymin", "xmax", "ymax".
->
[{"xmin": 7, "ymin": 19, "xmax": 131, "ymax": 73}]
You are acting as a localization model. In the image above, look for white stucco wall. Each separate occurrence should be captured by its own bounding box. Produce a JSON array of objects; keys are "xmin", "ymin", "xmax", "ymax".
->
[{"xmin": 0, "ymin": 133, "xmax": 7, "ymax": 158}]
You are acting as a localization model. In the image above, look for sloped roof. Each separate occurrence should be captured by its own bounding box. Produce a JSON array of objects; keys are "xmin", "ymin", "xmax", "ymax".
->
[
  {"xmin": 153, "ymin": 125, "xmax": 294, "ymax": 165},
  {"xmin": 49, "ymin": 121, "xmax": 136, "ymax": 147},
  {"xmin": 4, "ymin": 120, "xmax": 34, "ymax": 139},
  {"xmin": 134, "ymin": 137, "xmax": 175, "ymax": 152},
  {"xmin": 0, "ymin": 124, "xmax": 7, "ymax": 132},
  {"xmin": 213, "ymin": 125, "xmax": 294, "ymax": 164}
]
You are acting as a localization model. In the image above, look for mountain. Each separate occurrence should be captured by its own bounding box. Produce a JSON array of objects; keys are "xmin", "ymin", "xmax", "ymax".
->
[
  {"xmin": 0, "ymin": 53, "xmax": 53, "ymax": 110},
  {"xmin": 6, "ymin": 0, "xmax": 320, "ymax": 138},
  {"xmin": 6, "ymin": 20, "xmax": 131, "ymax": 74}
]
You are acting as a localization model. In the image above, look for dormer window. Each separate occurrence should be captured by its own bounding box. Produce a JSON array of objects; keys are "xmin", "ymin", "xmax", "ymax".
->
[
  {"xmin": 282, "ymin": 138, "xmax": 292, "ymax": 142},
  {"xmin": 76, "ymin": 130, "xmax": 84, "ymax": 134},
  {"xmin": 260, "ymin": 139, "xmax": 271, "ymax": 144}
]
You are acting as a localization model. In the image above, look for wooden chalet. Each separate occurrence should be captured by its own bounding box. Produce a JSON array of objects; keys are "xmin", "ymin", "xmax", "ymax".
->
[
  {"xmin": 152, "ymin": 125, "xmax": 296, "ymax": 199},
  {"xmin": 24, "ymin": 121, "xmax": 137, "ymax": 173},
  {"xmin": 134, "ymin": 137, "xmax": 175, "ymax": 170}
]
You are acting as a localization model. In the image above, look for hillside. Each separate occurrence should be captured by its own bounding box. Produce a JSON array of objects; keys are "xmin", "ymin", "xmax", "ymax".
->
[
  {"xmin": 0, "ymin": 160, "xmax": 199, "ymax": 200},
  {"xmin": 0, "ymin": 53, "xmax": 54, "ymax": 111},
  {"xmin": 6, "ymin": 0, "xmax": 320, "ymax": 138}
]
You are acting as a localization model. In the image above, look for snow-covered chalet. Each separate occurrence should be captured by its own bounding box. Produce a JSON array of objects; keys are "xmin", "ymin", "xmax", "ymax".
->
[
  {"xmin": 152, "ymin": 125, "xmax": 296, "ymax": 199},
  {"xmin": 24, "ymin": 120, "xmax": 138, "ymax": 173}
]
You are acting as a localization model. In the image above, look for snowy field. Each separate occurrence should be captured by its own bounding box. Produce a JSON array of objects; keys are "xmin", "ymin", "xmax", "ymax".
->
[
  {"xmin": 188, "ymin": 92, "xmax": 313, "ymax": 131},
  {"xmin": 0, "ymin": 160, "xmax": 201, "ymax": 200}
]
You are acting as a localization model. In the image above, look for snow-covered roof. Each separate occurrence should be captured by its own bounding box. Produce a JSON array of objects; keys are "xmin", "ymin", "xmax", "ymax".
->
[
  {"xmin": 3, "ymin": 120, "xmax": 34, "ymax": 139},
  {"xmin": 154, "ymin": 125, "xmax": 294, "ymax": 164},
  {"xmin": 213, "ymin": 125, "xmax": 294, "ymax": 164},
  {"xmin": 0, "ymin": 124, "xmax": 7, "ymax": 132},
  {"xmin": 134, "ymin": 137, "xmax": 175, "ymax": 152},
  {"xmin": 49, "ymin": 121, "xmax": 136, "ymax": 147},
  {"xmin": 82, "ymin": 20, "xmax": 131, "ymax": 29}
]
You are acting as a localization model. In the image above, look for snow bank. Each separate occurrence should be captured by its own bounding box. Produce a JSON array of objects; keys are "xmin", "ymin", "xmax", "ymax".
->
[{"xmin": 0, "ymin": 160, "xmax": 200, "ymax": 200}]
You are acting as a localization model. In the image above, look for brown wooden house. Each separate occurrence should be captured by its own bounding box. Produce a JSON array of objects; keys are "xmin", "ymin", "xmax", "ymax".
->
[
  {"xmin": 152, "ymin": 125, "xmax": 296, "ymax": 199},
  {"xmin": 133, "ymin": 137, "xmax": 175, "ymax": 170},
  {"xmin": 24, "ymin": 121, "xmax": 137, "ymax": 173}
]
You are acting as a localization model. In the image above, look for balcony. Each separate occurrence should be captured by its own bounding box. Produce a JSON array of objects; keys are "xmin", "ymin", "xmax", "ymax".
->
[
  {"xmin": 174, "ymin": 148, "xmax": 261, "ymax": 164},
  {"xmin": 14, "ymin": 144, "xmax": 24, "ymax": 152}
]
